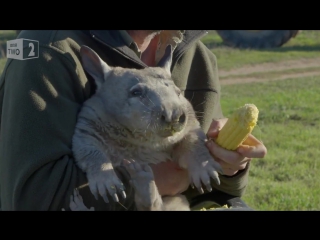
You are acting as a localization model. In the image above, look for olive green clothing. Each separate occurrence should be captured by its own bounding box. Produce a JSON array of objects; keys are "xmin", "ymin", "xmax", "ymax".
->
[{"xmin": 0, "ymin": 30, "xmax": 249, "ymax": 210}]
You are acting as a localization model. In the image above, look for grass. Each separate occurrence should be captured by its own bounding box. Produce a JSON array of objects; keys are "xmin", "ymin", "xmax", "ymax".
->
[
  {"xmin": 220, "ymin": 77, "xmax": 320, "ymax": 210},
  {"xmin": 0, "ymin": 30, "xmax": 16, "ymax": 42},
  {"xmin": 0, "ymin": 30, "xmax": 16, "ymax": 58},
  {"xmin": 0, "ymin": 58, "xmax": 6, "ymax": 73},
  {"xmin": 202, "ymin": 30, "xmax": 320, "ymax": 70},
  {"xmin": 202, "ymin": 30, "xmax": 320, "ymax": 210}
]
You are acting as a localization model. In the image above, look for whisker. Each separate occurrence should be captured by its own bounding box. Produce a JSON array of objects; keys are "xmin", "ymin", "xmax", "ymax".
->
[
  {"xmin": 189, "ymin": 92, "xmax": 195, "ymax": 103},
  {"xmin": 146, "ymin": 95, "xmax": 156, "ymax": 107},
  {"xmin": 194, "ymin": 111, "xmax": 205, "ymax": 114},
  {"xmin": 194, "ymin": 100, "xmax": 207, "ymax": 108},
  {"xmin": 138, "ymin": 99, "xmax": 153, "ymax": 111}
]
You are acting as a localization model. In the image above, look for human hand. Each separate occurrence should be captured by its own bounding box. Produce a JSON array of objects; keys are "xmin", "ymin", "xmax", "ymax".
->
[
  {"xmin": 206, "ymin": 118, "xmax": 267, "ymax": 176},
  {"xmin": 150, "ymin": 161, "xmax": 189, "ymax": 196}
]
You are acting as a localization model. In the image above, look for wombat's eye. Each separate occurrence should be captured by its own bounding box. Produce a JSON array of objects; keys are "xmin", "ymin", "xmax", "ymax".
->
[{"xmin": 130, "ymin": 88, "xmax": 143, "ymax": 97}]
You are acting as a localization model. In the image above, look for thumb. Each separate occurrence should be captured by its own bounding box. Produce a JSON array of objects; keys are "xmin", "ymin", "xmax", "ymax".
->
[{"xmin": 207, "ymin": 118, "xmax": 227, "ymax": 139}]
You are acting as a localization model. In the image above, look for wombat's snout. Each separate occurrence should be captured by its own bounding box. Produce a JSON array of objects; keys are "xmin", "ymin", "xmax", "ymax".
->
[
  {"xmin": 158, "ymin": 107, "xmax": 187, "ymax": 137},
  {"xmin": 160, "ymin": 110, "xmax": 186, "ymax": 125}
]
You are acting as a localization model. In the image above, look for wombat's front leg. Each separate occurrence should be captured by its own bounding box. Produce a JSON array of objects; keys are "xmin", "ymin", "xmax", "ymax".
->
[
  {"xmin": 174, "ymin": 128, "xmax": 223, "ymax": 194},
  {"xmin": 72, "ymin": 132, "xmax": 126, "ymax": 203},
  {"xmin": 123, "ymin": 159, "xmax": 164, "ymax": 211},
  {"xmin": 66, "ymin": 162, "xmax": 191, "ymax": 211}
]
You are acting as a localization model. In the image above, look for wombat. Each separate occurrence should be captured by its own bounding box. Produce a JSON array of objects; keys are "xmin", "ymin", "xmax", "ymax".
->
[{"xmin": 71, "ymin": 45, "xmax": 223, "ymax": 210}]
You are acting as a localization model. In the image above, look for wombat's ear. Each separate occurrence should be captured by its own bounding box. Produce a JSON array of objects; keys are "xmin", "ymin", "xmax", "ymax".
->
[
  {"xmin": 157, "ymin": 44, "xmax": 173, "ymax": 75},
  {"xmin": 80, "ymin": 45, "xmax": 112, "ymax": 90}
]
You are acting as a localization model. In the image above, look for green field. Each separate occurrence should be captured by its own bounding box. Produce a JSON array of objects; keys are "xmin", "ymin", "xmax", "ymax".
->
[
  {"xmin": 203, "ymin": 30, "xmax": 320, "ymax": 210},
  {"xmin": 0, "ymin": 30, "xmax": 320, "ymax": 210},
  {"xmin": 221, "ymin": 77, "xmax": 320, "ymax": 210},
  {"xmin": 0, "ymin": 30, "xmax": 16, "ymax": 71}
]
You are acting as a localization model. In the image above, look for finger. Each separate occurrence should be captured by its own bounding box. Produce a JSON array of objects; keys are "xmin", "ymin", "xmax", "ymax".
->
[
  {"xmin": 222, "ymin": 168, "xmax": 239, "ymax": 176},
  {"xmin": 207, "ymin": 118, "xmax": 228, "ymax": 139},
  {"xmin": 237, "ymin": 141, "xmax": 267, "ymax": 158},
  {"xmin": 217, "ymin": 158, "xmax": 249, "ymax": 172},
  {"xmin": 209, "ymin": 159, "xmax": 224, "ymax": 175},
  {"xmin": 61, "ymin": 208, "xmax": 65, "ymax": 211},
  {"xmin": 214, "ymin": 157, "xmax": 231, "ymax": 168},
  {"xmin": 238, "ymin": 161, "xmax": 248, "ymax": 170},
  {"xmin": 206, "ymin": 140, "xmax": 243, "ymax": 165},
  {"xmin": 242, "ymin": 134, "xmax": 262, "ymax": 146}
]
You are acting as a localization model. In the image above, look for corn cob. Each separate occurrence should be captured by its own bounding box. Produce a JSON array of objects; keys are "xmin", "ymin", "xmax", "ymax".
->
[{"xmin": 215, "ymin": 104, "xmax": 259, "ymax": 150}]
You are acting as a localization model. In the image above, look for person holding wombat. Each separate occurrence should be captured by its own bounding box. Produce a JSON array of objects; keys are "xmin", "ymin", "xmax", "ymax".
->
[{"xmin": 0, "ymin": 30, "xmax": 267, "ymax": 210}]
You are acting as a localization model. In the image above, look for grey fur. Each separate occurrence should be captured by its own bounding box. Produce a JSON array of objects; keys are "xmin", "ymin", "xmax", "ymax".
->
[{"xmin": 71, "ymin": 45, "xmax": 223, "ymax": 210}]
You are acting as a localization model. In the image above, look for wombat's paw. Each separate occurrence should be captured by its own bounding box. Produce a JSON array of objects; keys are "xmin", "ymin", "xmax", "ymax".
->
[
  {"xmin": 187, "ymin": 151, "xmax": 223, "ymax": 194},
  {"xmin": 87, "ymin": 166, "xmax": 126, "ymax": 204},
  {"xmin": 122, "ymin": 159, "xmax": 154, "ymax": 182},
  {"xmin": 122, "ymin": 159, "xmax": 159, "ymax": 207},
  {"xmin": 68, "ymin": 189, "xmax": 95, "ymax": 211}
]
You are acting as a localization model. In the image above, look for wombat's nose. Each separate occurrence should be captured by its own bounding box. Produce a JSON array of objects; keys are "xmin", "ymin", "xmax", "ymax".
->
[
  {"xmin": 178, "ymin": 113, "xmax": 186, "ymax": 124},
  {"xmin": 161, "ymin": 111, "xmax": 186, "ymax": 124}
]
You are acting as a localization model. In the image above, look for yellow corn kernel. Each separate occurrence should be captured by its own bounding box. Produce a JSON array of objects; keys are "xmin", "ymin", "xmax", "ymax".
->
[{"xmin": 215, "ymin": 104, "xmax": 259, "ymax": 150}]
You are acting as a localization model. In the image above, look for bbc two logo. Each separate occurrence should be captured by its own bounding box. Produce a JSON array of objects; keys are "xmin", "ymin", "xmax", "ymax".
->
[{"xmin": 7, "ymin": 38, "xmax": 39, "ymax": 60}]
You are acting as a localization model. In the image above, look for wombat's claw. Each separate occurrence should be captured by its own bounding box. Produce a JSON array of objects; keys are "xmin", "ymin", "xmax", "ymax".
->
[
  {"xmin": 69, "ymin": 189, "xmax": 95, "ymax": 211},
  {"xmin": 87, "ymin": 170, "xmax": 126, "ymax": 204},
  {"xmin": 107, "ymin": 185, "xmax": 117, "ymax": 202},
  {"xmin": 208, "ymin": 169, "xmax": 220, "ymax": 186},
  {"xmin": 119, "ymin": 183, "xmax": 126, "ymax": 198},
  {"xmin": 188, "ymin": 158, "xmax": 221, "ymax": 194}
]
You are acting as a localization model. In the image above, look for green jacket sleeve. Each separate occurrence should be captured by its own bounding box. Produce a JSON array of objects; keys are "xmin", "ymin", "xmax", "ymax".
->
[
  {"xmin": 0, "ymin": 46, "xmax": 135, "ymax": 210},
  {"xmin": 172, "ymin": 41, "xmax": 250, "ymax": 199}
]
